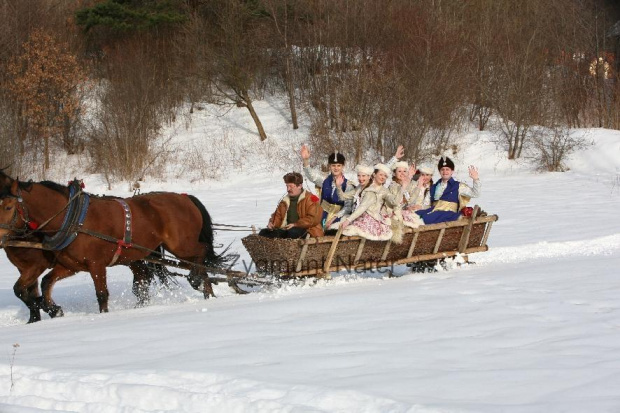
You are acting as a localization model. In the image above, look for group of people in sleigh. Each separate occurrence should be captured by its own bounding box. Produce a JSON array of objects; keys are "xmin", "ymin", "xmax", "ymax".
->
[{"xmin": 259, "ymin": 145, "xmax": 481, "ymax": 243}]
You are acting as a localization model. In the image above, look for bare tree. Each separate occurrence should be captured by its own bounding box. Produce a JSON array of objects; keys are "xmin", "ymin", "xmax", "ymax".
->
[
  {"xmin": 85, "ymin": 36, "xmax": 179, "ymax": 183},
  {"xmin": 532, "ymin": 127, "xmax": 592, "ymax": 172},
  {"xmin": 197, "ymin": 0, "xmax": 271, "ymax": 141},
  {"xmin": 6, "ymin": 29, "xmax": 85, "ymax": 171},
  {"xmin": 261, "ymin": 0, "xmax": 301, "ymax": 129}
]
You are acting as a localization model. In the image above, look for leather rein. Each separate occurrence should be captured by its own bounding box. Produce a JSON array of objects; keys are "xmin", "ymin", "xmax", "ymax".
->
[
  {"xmin": 0, "ymin": 181, "xmax": 81, "ymax": 240},
  {"xmin": 0, "ymin": 180, "xmax": 225, "ymax": 273}
]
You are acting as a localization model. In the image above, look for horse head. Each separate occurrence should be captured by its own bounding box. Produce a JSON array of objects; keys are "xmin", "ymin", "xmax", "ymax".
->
[
  {"xmin": 0, "ymin": 173, "xmax": 32, "ymax": 239},
  {"xmin": 0, "ymin": 168, "xmax": 16, "ymax": 198},
  {"xmin": 0, "ymin": 196, "xmax": 21, "ymax": 239}
]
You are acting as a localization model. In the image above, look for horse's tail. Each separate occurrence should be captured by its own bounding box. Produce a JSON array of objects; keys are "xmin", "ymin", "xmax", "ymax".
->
[
  {"xmin": 186, "ymin": 194, "xmax": 221, "ymax": 265},
  {"xmin": 187, "ymin": 195, "xmax": 214, "ymax": 245}
]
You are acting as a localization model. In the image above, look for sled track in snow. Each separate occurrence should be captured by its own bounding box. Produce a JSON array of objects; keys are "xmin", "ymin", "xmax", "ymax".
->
[
  {"xmin": 0, "ymin": 367, "xmax": 413, "ymax": 413},
  {"xmin": 474, "ymin": 233, "xmax": 620, "ymax": 266}
]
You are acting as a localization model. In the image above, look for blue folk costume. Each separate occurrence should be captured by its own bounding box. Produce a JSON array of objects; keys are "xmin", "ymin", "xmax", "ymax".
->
[
  {"xmin": 319, "ymin": 173, "xmax": 349, "ymax": 227},
  {"xmin": 416, "ymin": 178, "xmax": 463, "ymax": 224},
  {"xmin": 303, "ymin": 151, "xmax": 354, "ymax": 229},
  {"xmin": 416, "ymin": 156, "xmax": 480, "ymax": 225}
]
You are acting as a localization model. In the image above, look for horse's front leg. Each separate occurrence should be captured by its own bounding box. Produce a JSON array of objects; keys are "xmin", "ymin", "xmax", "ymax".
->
[
  {"xmin": 88, "ymin": 265, "xmax": 110, "ymax": 313},
  {"xmin": 40, "ymin": 265, "xmax": 76, "ymax": 318},
  {"xmin": 13, "ymin": 268, "xmax": 46, "ymax": 323}
]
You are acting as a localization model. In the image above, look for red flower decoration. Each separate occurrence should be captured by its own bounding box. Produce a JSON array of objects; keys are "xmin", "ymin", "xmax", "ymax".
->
[
  {"xmin": 461, "ymin": 207, "xmax": 473, "ymax": 217},
  {"xmin": 310, "ymin": 194, "xmax": 320, "ymax": 203},
  {"xmin": 27, "ymin": 221, "xmax": 39, "ymax": 230}
]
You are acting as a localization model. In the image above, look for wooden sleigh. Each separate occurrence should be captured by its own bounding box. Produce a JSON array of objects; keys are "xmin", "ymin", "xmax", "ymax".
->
[{"xmin": 242, "ymin": 205, "xmax": 498, "ymax": 278}]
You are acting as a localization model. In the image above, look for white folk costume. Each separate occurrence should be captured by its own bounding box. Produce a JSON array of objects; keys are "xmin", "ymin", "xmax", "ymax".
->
[
  {"xmin": 388, "ymin": 181, "xmax": 425, "ymax": 230},
  {"xmin": 329, "ymin": 164, "xmax": 373, "ymax": 230},
  {"xmin": 340, "ymin": 185, "xmax": 393, "ymax": 240},
  {"xmin": 340, "ymin": 164, "xmax": 402, "ymax": 242},
  {"xmin": 388, "ymin": 164, "xmax": 433, "ymax": 230}
]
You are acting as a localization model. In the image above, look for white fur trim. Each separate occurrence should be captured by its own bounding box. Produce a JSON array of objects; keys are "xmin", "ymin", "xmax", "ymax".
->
[
  {"xmin": 391, "ymin": 224, "xmax": 404, "ymax": 244},
  {"xmin": 374, "ymin": 163, "xmax": 391, "ymax": 176},
  {"xmin": 391, "ymin": 161, "xmax": 408, "ymax": 171},
  {"xmin": 418, "ymin": 165, "xmax": 433, "ymax": 175},
  {"xmin": 355, "ymin": 164, "xmax": 373, "ymax": 175}
]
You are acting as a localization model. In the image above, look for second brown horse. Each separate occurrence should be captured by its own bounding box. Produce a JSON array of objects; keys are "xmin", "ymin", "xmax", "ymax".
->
[{"xmin": 0, "ymin": 171, "xmax": 221, "ymax": 315}]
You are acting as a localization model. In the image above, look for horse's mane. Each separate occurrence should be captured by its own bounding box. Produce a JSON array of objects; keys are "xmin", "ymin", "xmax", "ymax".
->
[
  {"xmin": 38, "ymin": 181, "xmax": 119, "ymax": 200},
  {"xmin": 0, "ymin": 169, "xmax": 34, "ymax": 197},
  {"xmin": 40, "ymin": 180, "xmax": 69, "ymax": 195}
]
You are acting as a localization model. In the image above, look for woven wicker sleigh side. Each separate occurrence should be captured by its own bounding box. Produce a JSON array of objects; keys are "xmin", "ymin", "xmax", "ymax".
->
[{"xmin": 242, "ymin": 206, "xmax": 498, "ymax": 278}]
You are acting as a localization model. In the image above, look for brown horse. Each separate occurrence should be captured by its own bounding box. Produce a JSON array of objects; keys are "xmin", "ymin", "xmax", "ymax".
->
[
  {"xmin": 0, "ymin": 171, "xmax": 221, "ymax": 315},
  {"xmin": 1, "ymin": 180, "xmax": 176, "ymax": 323},
  {"xmin": 3, "ymin": 239, "xmax": 163, "ymax": 323}
]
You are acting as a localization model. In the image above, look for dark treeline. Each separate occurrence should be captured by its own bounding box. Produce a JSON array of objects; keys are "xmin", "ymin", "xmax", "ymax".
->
[{"xmin": 1, "ymin": 0, "xmax": 619, "ymax": 179}]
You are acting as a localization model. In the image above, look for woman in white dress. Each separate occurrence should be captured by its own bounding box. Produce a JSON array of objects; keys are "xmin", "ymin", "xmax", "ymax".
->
[
  {"xmin": 388, "ymin": 162, "xmax": 429, "ymax": 230},
  {"xmin": 338, "ymin": 164, "xmax": 401, "ymax": 241},
  {"xmin": 327, "ymin": 164, "xmax": 373, "ymax": 231},
  {"xmin": 407, "ymin": 165, "xmax": 433, "ymax": 213}
]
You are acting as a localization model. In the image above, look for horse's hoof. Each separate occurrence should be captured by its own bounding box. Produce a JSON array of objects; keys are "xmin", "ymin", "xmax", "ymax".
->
[
  {"xmin": 134, "ymin": 300, "xmax": 149, "ymax": 308},
  {"xmin": 48, "ymin": 306, "xmax": 64, "ymax": 318},
  {"xmin": 27, "ymin": 308, "xmax": 42, "ymax": 323},
  {"xmin": 188, "ymin": 279, "xmax": 204, "ymax": 292}
]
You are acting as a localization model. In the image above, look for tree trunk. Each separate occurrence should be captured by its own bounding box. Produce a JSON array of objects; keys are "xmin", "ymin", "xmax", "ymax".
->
[
  {"xmin": 242, "ymin": 90, "xmax": 267, "ymax": 141},
  {"xmin": 285, "ymin": 53, "xmax": 299, "ymax": 130},
  {"xmin": 44, "ymin": 135, "xmax": 50, "ymax": 170},
  {"xmin": 507, "ymin": 125, "xmax": 518, "ymax": 159}
]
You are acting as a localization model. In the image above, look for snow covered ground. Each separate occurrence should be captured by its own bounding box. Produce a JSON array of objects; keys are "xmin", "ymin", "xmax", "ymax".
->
[{"xmin": 1, "ymin": 97, "xmax": 620, "ymax": 412}]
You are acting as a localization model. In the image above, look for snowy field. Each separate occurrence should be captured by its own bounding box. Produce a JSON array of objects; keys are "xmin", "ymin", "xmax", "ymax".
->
[{"xmin": 1, "ymin": 97, "xmax": 620, "ymax": 412}]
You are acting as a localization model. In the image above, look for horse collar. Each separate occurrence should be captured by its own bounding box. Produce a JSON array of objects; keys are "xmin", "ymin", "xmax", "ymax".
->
[
  {"xmin": 14, "ymin": 188, "xmax": 38, "ymax": 230},
  {"xmin": 108, "ymin": 199, "xmax": 133, "ymax": 266}
]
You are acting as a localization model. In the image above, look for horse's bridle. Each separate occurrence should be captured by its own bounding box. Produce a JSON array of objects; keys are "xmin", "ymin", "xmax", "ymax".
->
[
  {"xmin": 0, "ymin": 190, "xmax": 29, "ymax": 248},
  {"xmin": 0, "ymin": 198, "xmax": 22, "ymax": 231},
  {"xmin": 0, "ymin": 180, "xmax": 79, "ymax": 235},
  {"xmin": 0, "ymin": 183, "xmax": 39, "ymax": 231}
]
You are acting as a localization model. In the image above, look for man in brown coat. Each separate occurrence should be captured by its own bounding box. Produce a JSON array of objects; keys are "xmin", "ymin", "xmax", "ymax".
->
[{"xmin": 259, "ymin": 172, "xmax": 324, "ymax": 239}]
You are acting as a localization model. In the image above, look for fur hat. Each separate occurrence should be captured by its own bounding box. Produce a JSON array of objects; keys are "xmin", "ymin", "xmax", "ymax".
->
[
  {"xmin": 418, "ymin": 165, "xmax": 434, "ymax": 175},
  {"xmin": 355, "ymin": 164, "xmax": 373, "ymax": 175},
  {"xmin": 374, "ymin": 163, "xmax": 391, "ymax": 176},
  {"xmin": 327, "ymin": 151, "xmax": 346, "ymax": 165},
  {"xmin": 391, "ymin": 161, "xmax": 408, "ymax": 171},
  {"xmin": 283, "ymin": 172, "xmax": 303, "ymax": 185},
  {"xmin": 438, "ymin": 156, "xmax": 455, "ymax": 171}
]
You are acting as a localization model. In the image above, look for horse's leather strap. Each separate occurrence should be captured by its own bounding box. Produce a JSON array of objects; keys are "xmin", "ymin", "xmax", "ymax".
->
[
  {"xmin": 108, "ymin": 199, "xmax": 133, "ymax": 266},
  {"xmin": 41, "ymin": 180, "xmax": 90, "ymax": 251}
]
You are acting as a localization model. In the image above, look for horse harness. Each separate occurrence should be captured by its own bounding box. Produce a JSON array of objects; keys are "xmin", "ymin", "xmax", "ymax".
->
[
  {"xmin": 0, "ymin": 180, "xmax": 236, "ymax": 273},
  {"xmin": 0, "ymin": 180, "xmax": 89, "ymax": 249},
  {"xmin": 108, "ymin": 199, "xmax": 133, "ymax": 266},
  {"xmin": 42, "ymin": 181, "xmax": 90, "ymax": 251},
  {"xmin": 1, "ymin": 180, "xmax": 135, "ymax": 266}
]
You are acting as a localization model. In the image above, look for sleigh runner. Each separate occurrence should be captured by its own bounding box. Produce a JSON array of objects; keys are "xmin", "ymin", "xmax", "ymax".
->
[{"xmin": 242, "ymin": 205, "xmax": 498, "ymax": 278}]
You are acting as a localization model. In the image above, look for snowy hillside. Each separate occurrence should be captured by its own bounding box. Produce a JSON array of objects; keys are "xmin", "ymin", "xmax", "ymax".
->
[{"xmin": 1, "ymin": 96, "xmax": 620, "ymax": 412}]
